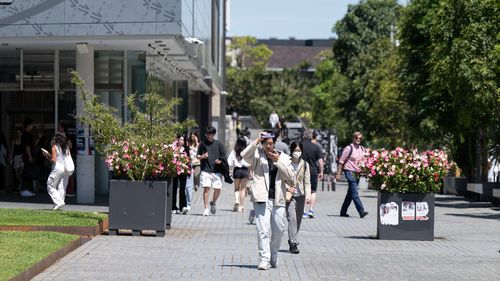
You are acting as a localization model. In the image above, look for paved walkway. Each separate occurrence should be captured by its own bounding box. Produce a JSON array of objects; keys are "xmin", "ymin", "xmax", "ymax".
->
[{"xmin": 3, "ymin": 182, "xmax": 499, "ymax": 281}]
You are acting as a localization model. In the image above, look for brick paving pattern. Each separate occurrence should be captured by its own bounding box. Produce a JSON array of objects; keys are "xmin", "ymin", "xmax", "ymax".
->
[{"xmin": 19, "ymin": 182, "xmax": 500, "ymax": 281}]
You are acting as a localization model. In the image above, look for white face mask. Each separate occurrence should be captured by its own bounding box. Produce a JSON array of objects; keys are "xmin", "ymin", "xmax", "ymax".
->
[{"xmin": 292, "ymin": 151, "xmax": 302, "ymax": 159}]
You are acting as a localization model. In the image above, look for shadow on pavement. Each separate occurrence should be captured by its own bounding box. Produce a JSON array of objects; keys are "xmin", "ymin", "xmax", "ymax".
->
[
  {"xmin": 435, "ymin": 201, "xmax": 495, "ymax": 209},
  {"xmin": 220, "ymin": 264, "xmax": 258, "ymax": 269},
  {"xmin": 343, "ymin": 235, "xmax": 378, "ymax": 240},
  {"xmin": 445, "ymin": 212, "xmax": 500, "ymax": 220}
]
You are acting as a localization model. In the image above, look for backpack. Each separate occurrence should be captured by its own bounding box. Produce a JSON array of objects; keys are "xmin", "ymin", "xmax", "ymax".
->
[{"xmin": 337, "ymin": 144, "xmax": 364, "ymax": 163}]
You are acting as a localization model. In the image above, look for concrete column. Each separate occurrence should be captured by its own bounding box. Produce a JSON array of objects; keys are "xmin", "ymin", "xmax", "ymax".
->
[{"xmin": 76, "ymin": 44, "xmax": 95, "ymax": 204}]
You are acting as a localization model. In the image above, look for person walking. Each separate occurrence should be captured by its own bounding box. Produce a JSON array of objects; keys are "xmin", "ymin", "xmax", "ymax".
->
[
  {"xmin": 43, "ymin": 134, "xmax": 71, "ymax": 210},
  {"xmin": 273, "ymin": 129, "xmax": 290, "ymax": 156},
  {"xmin": 172, "ymin": 135, "xmax": 189, "ymax": 214},
  {"xmin": 336, "ymin": 131, "xmax": 369, "ymax": 218},
  {"xmin": 241, "ymin": 130, "xmax": 296, "ymax": 270},
  {"xmin": 286, "ymin": 141, "xmax": 311, "ymax": 254},
  {"xmin": 227, "ymin": 137, "xmax": 250, "ymax": 212},
  {"xmin": 188, "ymin": 132, "xmax": 201, "ymax": 191},
  {"xmin": 269, "ymin": 110, "xmax": 280, "ymax": 129},
  {"xmin": 197, "ymin": 126, "xmax": 226, "ymax": 216},
  {"xmin": 9, "ymin": 128, "xmax": 24, "ymax": 192},
  {"xmin": 20, "ymin": 118, "xmax": 36, "ymax": 197},
  {"xmin": 301, "ymin": 130, "xmax": 324, "ymax": 218}
]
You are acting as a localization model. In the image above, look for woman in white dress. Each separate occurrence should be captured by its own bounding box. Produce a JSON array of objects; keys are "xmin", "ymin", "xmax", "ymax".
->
[{"xmin": 43, "ymin": 133, "xmax": 71, "ymax": 210}]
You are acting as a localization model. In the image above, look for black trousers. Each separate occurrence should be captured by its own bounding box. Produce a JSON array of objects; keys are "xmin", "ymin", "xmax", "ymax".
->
[{"xmin": 172, "ymin": 174, "xmax": 188, "ymax": 211}]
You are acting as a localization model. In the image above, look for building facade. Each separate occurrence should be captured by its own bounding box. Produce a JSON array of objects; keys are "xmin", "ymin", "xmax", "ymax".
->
[{"xmin": 0, "ymin": 0, "xmax": 226, "ymax": 202}]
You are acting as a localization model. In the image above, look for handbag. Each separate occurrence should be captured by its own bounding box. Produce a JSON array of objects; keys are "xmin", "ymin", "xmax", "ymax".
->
[{"xmin": 64, "ymin": 152, "xmax": 75, "ymax": 176}]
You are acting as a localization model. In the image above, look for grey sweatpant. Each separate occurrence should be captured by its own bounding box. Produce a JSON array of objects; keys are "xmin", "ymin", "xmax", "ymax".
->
[{"xmin": 286, "ymin": 195, "xmax": 306, "ymax": 244}]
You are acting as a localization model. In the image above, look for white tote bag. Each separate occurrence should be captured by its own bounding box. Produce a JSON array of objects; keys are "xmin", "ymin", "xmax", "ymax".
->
[{"xmin": 64, "ymin": 151, "xmax": 75, "ymax": 176}]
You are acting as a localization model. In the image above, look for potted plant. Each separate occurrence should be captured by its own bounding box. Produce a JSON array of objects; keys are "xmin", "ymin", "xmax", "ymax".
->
[
  {"xmin": 359, "ymin": 148, "xmax": 453, "ymax": 241},
  {"xmin": 71, "ymin": 71, "xmax": 195, "ymax": 237}
]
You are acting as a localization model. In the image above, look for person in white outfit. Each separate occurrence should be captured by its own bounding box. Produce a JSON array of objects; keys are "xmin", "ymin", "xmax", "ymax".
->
[
  {"xmin": 227, "ymin": 137, "xmax": 250, "ymax": 212},
  {"xmin": 43, "ymin": 133, "xmax": 70, "ymax": 210},
  {"xmin": 241, "ymin": 130, "xmax": 296, "ymax": 270}
]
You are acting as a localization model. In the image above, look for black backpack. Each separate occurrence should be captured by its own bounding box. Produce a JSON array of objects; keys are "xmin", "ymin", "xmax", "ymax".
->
[{"xmin": 337, "ymin": 144, "xmax": 364, "ymax": 163}]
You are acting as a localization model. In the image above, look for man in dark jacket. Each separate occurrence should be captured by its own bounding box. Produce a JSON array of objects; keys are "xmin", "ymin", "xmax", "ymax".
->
[{"xmin": 197, "ymin": 126, "xmax": 227, "ymax": 216}]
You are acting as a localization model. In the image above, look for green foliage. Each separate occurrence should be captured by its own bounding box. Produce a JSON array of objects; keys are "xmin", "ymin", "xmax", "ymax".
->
[
  {"xmin": 0, "ymin": 231, "xmax": 78, "ymax": 280},
  {"xmin": 71, "ymin": 70, "xmax": 196, "ymax": 181}
]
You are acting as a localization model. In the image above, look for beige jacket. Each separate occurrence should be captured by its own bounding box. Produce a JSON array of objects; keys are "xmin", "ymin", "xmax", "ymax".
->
[
  {"xmin": 241, "ymin": 142, "xmax": 296, "ymax": 206},
  {"xmin": 290, "ymin": 159, "xmax": 312, "ymax": 199}
]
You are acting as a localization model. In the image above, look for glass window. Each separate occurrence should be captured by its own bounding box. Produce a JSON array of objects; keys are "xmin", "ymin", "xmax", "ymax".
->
[
  {"xmin": 59, "ymin": 51, "xmax": 76, "ymax": 90},
  {"xmin": 95, "ymin": 51, "xmax": 123, "ymax": 91},
  {"xmin": 23, "ymin": 51, "xmax": 54, "ymax": 90},
  {"xmin": 0, "ymin": 49, "xmax": 20, "ymax": 90}
]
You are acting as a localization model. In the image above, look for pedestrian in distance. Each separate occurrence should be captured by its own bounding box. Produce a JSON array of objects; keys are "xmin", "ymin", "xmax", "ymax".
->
[
  {"xmin": 188, "ymin": 132, "xmax": 201, "ymax": 191},
  {"xmin": 20, "ymin": 118, "xmax": 37, "ymax": 197},
  {"xmin": 336, "ymin": 131, "xmax": 369, "ymax": 218},
  {"xmin": 269, "ymin": 110, "xmax": 280, "ymax": 129},
  {"xmin": 285, "ymin": 141, "xmax": 311, "ymax": 254},
  {"xmin": 43, "ymin": 133, "xmax": 73, "ymax": 210},
  {"xmin": 9, "ymin": 128, "xmax": 24, "ymax": 192},
  {"xmin": 227, "ymin": 137, "xmax": 250, "ymax": 212},
  {"xmin": 172, "ymin": 135, "xmax": 189, "ymax": 215},
  {"xmin": 301, "ymin": 129, "xmax": 324, "ymax": 218},
  {"xmin": 197, "ymin": 126, "xmax": 227, "ymax": 216},
  {"xmin": 273, "ymin": 128, "xmax": 290, "ymax": 156},
  {"xmin": 241, "ymin": 130, "xmax": 296, "ymax": 270}
]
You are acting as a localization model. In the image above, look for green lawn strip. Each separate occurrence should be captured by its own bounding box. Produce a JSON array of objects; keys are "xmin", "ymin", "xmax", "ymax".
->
[
  {"xmin": 0, "ymin": 231, "xmax": 78, "ymax": 281},
  {"xmin": 0, "ymin": 208, "xmax": 107, "ymax": 227}
]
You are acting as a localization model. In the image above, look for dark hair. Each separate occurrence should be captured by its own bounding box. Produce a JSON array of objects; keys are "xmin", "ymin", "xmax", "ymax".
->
[
  {"xmin": 206, "ymin": 126, "xmax": 217, "ymax": 135},
  {"xmin": 234, "ymin": 137, "xmax": 247, "ymax": 161},
  {"xmin": 53, "ymin": 133, "xmax": 68, "ymax": 155},
  {"xmin": 23, "ymin": 118, "xmax": 33, "ymax": 128},
  {"xmin": 290, "ymin": 141, "xmax": 303, "ymax": 154},
  {"xmin": 260, "ymin": 129, "xmax": 277, "ymax": 144},
  {"xmin": 189, "ymin": 132, "xmax": 199, "ymax": 143}
]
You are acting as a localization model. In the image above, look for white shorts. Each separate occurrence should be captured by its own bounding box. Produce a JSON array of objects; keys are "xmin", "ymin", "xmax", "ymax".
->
[{"xmin": 200, "ymin": 171, "xmax": 223, "ymax": 189}]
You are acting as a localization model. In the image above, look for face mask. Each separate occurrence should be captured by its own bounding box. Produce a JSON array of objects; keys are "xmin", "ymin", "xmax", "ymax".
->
[{"xmin": 293, "ymin": 151, "xmax": 302, "ymax": 159}]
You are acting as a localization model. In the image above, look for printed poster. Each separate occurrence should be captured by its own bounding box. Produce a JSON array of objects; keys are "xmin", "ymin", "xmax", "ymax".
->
[
  {"xmin": 379, "ymin": 202, "xmax": 399, "ymax": 225},
  {"xmin": 402, "ymin": 201, "xmax": 415, "ymax": 221},
  {"xmin": 416, "ymin": 202, "xmax": 429, "ymax": 220}
]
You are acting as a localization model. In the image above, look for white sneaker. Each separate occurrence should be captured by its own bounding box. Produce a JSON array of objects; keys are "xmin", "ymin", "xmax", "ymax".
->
[
  {"xmin": 52, "ymin": 203, "xmax": 65, "ymax": 210},
  {"xmin": 187, "ymin": 206, "xmax": 191, "ymax": 211},
  {"xmin": 181, "ymin": 207, "xmax": 189, "ymax": 215},
  {"xmin": 202, "ymin": 208, "xmax": 210, "ymax": 216},
  {"xmin": 20, "ymin": 190, "xmax": 35, "ymax": 197},
  {"xmin": 257, "ymin": 261, "xmax": 270, "ymax": 270}
]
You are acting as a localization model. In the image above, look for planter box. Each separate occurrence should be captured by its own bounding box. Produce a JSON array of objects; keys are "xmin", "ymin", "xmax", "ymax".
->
[
  {"xmin": 377, "ymin": 192, "xmax": 434, "ymax": 241},
  {"xmin": 109, "ymin": 179, "xmax": 172, "ymax": 237},
  {"xmin": 467, "ymin": 183, "xmax": 500, "ymax": 202},
  {"xmin": 493, "ymin": 185, "xmax": 500, "ymax": 199},
  {"xmin": 443, "ymin": 177, "xmax": 468, "ymax": 196}
]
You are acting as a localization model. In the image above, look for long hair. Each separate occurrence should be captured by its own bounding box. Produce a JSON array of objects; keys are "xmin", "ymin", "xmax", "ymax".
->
[
  {"xmin": 53, "ymin": 133, "xmax": 67, "ymax": 155},
  {"xmin": 290, "ymin": 141, "xmax": 303, "ymax": 155},
  {"xmin": 234, "ymin": 137, "xmax": 247, "ymax": 161}
]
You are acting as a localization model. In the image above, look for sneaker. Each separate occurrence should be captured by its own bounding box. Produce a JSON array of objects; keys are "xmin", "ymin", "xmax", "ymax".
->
[
  {"xmin": 248, "ymin": 209, "xmax": 255, "ymax": 224},
  {"xmin": 202, "ymin": 208, "xmax": 210, "ymax": 216},
  {"xmin": 308, "ymin": 210, "xmax": 315, "ymax": 218},
  {"xmin": 289, "ymin": 243, "xmax": 300, "ymax": 254},
  {"xmin": 210, "ymin": 201, "xmax": 216, "ymax": 214},
  {"xmin": 257, "ymin": 261, "xmax": 270, "ymax": 270},
  {"xmin": 360, "ymin": 211, "xmax": 369, "ymax": 218},
  {"xmin": 181, "ymin": 207, "xmax": 189, "ymax": 215},
  {"xmin": 186, "ymin": 205, "xmax": 191, "ymax": 211},
  {"xmin": 302, "ymin": 212, "xmax": 308, "ymax": 219},
  {"xmin": 52, "ymin": 203, "xmax": 65, "ymax": 210},
  {"xmin": 340, "ymin": 213, "xmax": 350, "ymax": 217},
  {"xmin": 20, "ymin": 190, "xmax": 35, "ymax": 197},
  {"xmin": 233, "ymin": 202, "xmax": 239, "ymax": 212}
]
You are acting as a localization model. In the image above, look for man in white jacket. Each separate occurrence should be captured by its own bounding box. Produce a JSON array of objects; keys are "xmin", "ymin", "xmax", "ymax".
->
[{"xmin": 241, "ymin": 130, "xmax": 296, "ymax": 270}]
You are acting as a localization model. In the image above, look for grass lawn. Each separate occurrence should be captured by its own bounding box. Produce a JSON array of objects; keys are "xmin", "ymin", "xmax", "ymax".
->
[
  {"xmin": 0, "ymin": 208, "xmax": 107, "ymax": 227},
  {"xmin": 0, "ymin": 231, "xmax": 78, "ymax": 281}
]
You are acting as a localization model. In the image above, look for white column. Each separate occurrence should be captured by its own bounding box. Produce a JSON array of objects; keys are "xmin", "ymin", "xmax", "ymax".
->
[{"xmin": 76, "ymin": 44, "xmax": 95, "ymax": 204}]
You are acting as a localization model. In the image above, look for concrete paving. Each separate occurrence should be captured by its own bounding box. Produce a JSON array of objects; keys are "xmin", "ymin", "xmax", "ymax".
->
[{"xmin": 3, "ymin": 182, "xmax": 499, "ymax": 281}]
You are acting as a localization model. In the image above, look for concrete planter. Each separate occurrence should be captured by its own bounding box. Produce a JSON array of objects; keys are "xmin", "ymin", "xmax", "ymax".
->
[
  {"xmin": 443, "ymin": 176, "xmax": 468, "ymax": 196},
  {"xmin": 467, "ymin": 183, "xmax": 500, "ymax": 202},
  {"xmin": 108, "ymin": 179, "xmax": 172, "ymax": 237},
  {"xmin": 377, "ymin": 192, "xmax": 435, "ymax": 241}
]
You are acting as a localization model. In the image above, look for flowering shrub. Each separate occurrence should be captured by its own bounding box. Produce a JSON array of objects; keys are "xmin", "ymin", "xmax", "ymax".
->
[
  {"xmin": 105, "ymin": 139, "xmax": 191, "ymax": 181},
  {"xmin": 359, "ymin": 147, "xmax": 454, "ymax": 193}
]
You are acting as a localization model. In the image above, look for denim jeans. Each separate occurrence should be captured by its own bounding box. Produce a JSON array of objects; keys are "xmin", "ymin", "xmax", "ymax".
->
[
  {"xmin": 340, "ymin": 170, "xmax": 365, "ymax": 215},
  {"xmin": 185, "ymin": 174, "xmax": 193, "ymax": 207}
]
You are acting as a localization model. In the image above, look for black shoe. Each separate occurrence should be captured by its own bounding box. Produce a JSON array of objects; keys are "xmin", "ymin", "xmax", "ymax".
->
[
  {"xmin": 360, "ymin": 211, "xmax": 369, "ymax": 218},
  {"xmin": 340, "ymin": 213, "xmax": 349, "ymax": 217},
  {"xmin": 289, "ymin": 243, "xmax": 300, "ymax": 254}
]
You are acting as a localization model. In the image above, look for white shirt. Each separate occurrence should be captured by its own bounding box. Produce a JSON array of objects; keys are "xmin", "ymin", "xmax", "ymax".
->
[{"xmin": 227, "ymin": 150, "xmax": 250, "ymax": 168}]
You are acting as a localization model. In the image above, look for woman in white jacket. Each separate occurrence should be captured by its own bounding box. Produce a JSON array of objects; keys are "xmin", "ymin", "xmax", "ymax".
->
[
  {"xmin": 43, "ymin": 133, "xmax": 70, "ymax": 210},
  {"xmin": 241, "ymin": 130, "xmax": 296, "ymax": 271}
]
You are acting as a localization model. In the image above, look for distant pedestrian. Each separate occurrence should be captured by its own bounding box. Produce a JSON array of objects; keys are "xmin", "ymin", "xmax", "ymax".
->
[
  {"xmin": 231, "ymin": 111, "xmax": 238, "ymax": 128},
  {"xmin": 269, "ymin": 110, "xmax": 280, "ymax": 129},
  {"xmin": 336, "ymin": 131, "xmax": 368, "ymax": 218},
  {"xmin": 227, "ymin": 137, "xmax": 250, "ymax": 212},
  {"xmin": 172, "ymin": 135, "xmax": 189, "ymax": 215},
  {"xmin": 286, "ymin": 141, "xmax": 311, "ymax": 254},
  {"xmin": 241, "ymin": 130, "xmax": 296, "ymax": 270},
  {"xmin": 20, "ymin": 118, "xmax": 37, "ymax": 197},
  {"xmin": 197, "ymin": 126, "xmax": 227, "ymax": 216},
  {"xmin": 301, "ymin": 129, "xmax": 324, "ymax": 218},
  {"xmin": 189, "ymin": 132, "xmax": 201, "ymax": 191},
  {"xmin": 273, "ymin": 129, "xmax": 290, "ymax": 156},
  {"xmin": 9, "ymin": 128, "xmax": 24, "ymax": 192},
  {"xmin": 43, "ymin": 133, "xmax": 71, "ymax": 210}
]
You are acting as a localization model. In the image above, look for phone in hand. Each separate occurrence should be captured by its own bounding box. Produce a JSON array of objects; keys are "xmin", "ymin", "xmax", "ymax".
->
[{"xmin": 41, "ymin": 148, "xmax": 50, "ymax": 155}]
